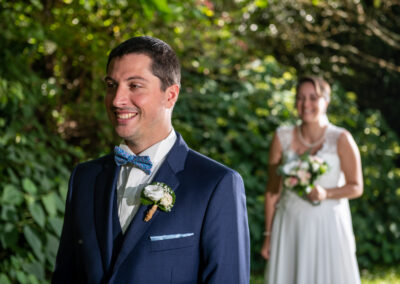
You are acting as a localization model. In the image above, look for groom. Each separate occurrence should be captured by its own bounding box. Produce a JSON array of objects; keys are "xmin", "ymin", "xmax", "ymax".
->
[{"xmin": 52, "ymin": 36, "xmax": 250, "ymax": 283}]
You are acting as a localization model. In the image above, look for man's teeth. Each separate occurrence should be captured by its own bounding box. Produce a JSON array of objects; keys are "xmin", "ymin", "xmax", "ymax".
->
[{"xmin": 117, "ymin": 113, "xmax": 136, "ymax": 119}]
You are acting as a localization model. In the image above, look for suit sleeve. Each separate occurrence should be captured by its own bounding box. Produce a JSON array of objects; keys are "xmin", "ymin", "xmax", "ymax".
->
[
  {"xmin": 52, "ymin": 167, "xmax": 78, "ymax": 283},
  {"xmin": 200, "ymin": 171, "xmax": 250, "ymax": 284}
]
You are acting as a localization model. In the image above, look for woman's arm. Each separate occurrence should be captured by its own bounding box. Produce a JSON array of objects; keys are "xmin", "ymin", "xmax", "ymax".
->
[
  {"xmin": 260, "ymin": 133, "xmax": 283, "ymax": 259},
  {"xmin": 309, "ymin": 130, "xmax": 363, "ymax": 202}
]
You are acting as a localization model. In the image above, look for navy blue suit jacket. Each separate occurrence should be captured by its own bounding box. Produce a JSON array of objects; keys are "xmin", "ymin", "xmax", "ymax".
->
[{"xmin": 52, "ymin": 133, "xmax": 250, "ymax": 283}]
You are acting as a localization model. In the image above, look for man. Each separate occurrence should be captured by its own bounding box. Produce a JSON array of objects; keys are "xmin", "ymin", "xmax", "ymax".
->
[{"xmin": 52, "ymin": 36, "xmax": 250, "ymax": 283}]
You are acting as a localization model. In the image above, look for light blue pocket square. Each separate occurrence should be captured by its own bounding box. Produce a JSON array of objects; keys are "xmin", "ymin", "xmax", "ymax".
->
[{"xmin": 150, "ymin": 233, "xmax": 194, "ymax": 241}]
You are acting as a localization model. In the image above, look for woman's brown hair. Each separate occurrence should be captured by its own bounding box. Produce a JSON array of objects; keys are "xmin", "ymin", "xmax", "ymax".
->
[{"xmin": 296, "ymin": 76, "xmax": 331, "ymax": 103}]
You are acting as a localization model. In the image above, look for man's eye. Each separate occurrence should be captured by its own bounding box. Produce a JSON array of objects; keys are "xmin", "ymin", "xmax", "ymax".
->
[
  {"xmin": 106, "ymin": 82, "xmax": 116, "ymax": 89},
  {"xmin": 129, "ymin": 83, "xmax": 140, "ymax": 89}
]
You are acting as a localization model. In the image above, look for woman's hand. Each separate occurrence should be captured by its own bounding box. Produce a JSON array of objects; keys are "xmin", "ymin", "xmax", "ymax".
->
[
  {"xmin": 307, "ymin": 184, "xmax": 327, "ymax": 202},
  {"xmin": 261, "ymin": 236, "xmax": 271, "ymax": 260}
]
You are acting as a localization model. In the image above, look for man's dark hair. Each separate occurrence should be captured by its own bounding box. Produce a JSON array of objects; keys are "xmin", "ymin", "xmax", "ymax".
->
[{"xmin": 107, "ymin": 36, "xmax": 181, "ymax": 91}]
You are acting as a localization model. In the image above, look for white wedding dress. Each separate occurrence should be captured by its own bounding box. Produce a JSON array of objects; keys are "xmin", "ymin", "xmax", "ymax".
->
[{"xmin": 265, "ymin": 123, "xmax": 361, "ymax": 284}]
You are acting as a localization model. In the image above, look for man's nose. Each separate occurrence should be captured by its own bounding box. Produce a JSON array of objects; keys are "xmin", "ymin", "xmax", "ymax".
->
[{"xmin": 113, "ymin": 86, "xmax": 128, "ymax": 107}]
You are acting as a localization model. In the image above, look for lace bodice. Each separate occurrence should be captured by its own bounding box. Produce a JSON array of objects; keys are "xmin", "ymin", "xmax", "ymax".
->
[{"xmin": 277, "ymin": 123, "xmax": 346, "ymax": 189}]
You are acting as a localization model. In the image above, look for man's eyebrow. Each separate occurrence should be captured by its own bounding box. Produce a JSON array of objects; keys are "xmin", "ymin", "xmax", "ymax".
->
[
  {"xmin": 104, "ymin": 76, "xmax": 115, "ymax": 82},
  {"xmin": 126, "ymin": 76, "xmax": 149, "ymax": 82},
  {"xmin": 104, "ymin": 76, "xmax": 148, "ymax": 82}
]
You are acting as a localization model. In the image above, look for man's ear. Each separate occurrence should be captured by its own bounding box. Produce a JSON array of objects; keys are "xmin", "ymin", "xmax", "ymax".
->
[{"xmin": 165, "ymin": 84, "xmax": 180, "ymax": 109}]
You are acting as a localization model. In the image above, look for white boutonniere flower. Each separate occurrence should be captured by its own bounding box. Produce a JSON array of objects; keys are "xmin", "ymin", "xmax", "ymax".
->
[{"xmin": 141, "ymin": 182, "xmax": 175, "ymax": 222}]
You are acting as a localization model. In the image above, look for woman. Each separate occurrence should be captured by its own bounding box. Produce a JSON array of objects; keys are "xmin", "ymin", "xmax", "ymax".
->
[{"xmin": 261, "ymin": 76, "xmax": 363, "ymax": 284}]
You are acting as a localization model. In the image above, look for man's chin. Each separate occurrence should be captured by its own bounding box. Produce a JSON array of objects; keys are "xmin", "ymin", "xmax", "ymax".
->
[{"xmin": 114, "ymin": 129, "xmax": 137, "ymax": 142}]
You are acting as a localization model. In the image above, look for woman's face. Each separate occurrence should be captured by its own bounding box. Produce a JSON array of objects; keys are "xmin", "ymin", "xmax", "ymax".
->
[{"xmin": 296, "ymin": 81, "xmax": 328, "ymax": 124}]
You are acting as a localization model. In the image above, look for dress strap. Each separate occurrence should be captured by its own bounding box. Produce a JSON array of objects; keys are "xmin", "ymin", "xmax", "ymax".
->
[
  {"xmin": 323, "ymin": 124, "xmax": 346, "ymax": 154},
  {"xmin": 277, "ymin": 125, "xmax": 294, "ymax": 152}
]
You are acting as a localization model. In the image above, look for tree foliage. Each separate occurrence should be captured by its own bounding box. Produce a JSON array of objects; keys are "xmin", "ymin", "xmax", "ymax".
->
[
  {"xmin": 0, "ymin": 0, "xmax": 399, "ymax": 282},
  {"xmin": 226, "ymin": 0, "xmax": 400, "ymax": 135}
]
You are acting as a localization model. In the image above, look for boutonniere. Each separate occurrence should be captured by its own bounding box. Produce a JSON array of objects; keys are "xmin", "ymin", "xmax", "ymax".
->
[{"xmin": 141, "ymin": 182, "xmax": 176, "ymax": 222}]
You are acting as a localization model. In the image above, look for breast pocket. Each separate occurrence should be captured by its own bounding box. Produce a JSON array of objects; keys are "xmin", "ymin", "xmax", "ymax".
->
[{"xmin": 150, "ymin": 233, "xmax": 195, "ymax": 252}]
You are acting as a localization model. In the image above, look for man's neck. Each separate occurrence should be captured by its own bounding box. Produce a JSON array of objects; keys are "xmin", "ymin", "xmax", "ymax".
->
[{"xmin": 125, "ymin": 129, "xmax": 173, "ymax": 155}]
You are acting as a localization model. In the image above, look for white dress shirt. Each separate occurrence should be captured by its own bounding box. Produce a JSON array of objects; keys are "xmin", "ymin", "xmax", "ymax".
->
[{"xmin": 116, "ymin": 130, "xmax": 177, "ymax": 233}]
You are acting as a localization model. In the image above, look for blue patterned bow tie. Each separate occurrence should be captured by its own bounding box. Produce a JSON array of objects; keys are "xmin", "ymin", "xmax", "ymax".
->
[{"xmin": 114, "ymin": 146, "xmax": 153, "ymax": 174}]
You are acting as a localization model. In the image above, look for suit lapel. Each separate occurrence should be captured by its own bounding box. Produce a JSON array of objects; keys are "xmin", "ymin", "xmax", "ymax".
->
[
  {"xmin": 94, "ymin": 156, "xmax": 120, "ymax": 273},
  {"xmin": 112, "ymin": 132, "xmax": 189, "ymax": 273}
]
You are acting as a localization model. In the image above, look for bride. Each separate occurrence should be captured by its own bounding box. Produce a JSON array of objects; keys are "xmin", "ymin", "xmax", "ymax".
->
[{"xmin": 261, "ymin": 76, "xmax": 363, "ymax": 284}]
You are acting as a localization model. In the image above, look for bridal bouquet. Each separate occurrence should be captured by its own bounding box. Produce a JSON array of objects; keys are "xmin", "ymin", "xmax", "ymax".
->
[{"xmin": 279, "ymin": 152, "xmax": 329, "ymax": 204}]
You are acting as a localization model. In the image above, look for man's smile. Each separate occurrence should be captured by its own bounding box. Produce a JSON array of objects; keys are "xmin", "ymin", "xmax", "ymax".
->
[{"xmin": 116, "ymin": 112, "xmax": 138, "ymax": 120}]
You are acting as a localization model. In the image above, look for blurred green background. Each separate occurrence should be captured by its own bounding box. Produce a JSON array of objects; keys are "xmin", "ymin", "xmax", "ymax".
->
[{"xmin": 1, "ymin": 0, "xmax": 399, "ymax": 283}]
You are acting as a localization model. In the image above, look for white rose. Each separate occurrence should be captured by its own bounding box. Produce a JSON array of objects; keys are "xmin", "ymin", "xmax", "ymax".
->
[
  {"xmin": 282, "ymin": 161, "xmax": 298, "ymax": 175},
  {"xmin": 144, "ymin": 185, "xmax": 164, "ymax": 201},
  {"xmin": 299, "ymin": 161, "xmax": 309, "ymax": 170},
  {"xmin": 311, "ymin": 162, "xmax": 320, "ymax": 172},
  {"xmin": 159, "ymin": 194, "xmax": 173, "ymax": 209}
]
